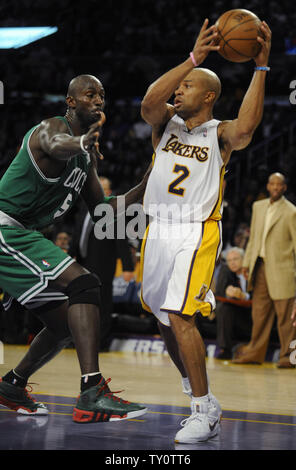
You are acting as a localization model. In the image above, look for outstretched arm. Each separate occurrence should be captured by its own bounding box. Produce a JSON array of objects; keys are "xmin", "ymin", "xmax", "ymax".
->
[
  {"xmin": 219, "ymin": 21, "xmax": 272, "ymax": 163},
  {"xmin": 82, "ymin": 161, "xmax": 152, "ymax": 219},
  {"xmin": 37, "ymin": 113, "xmax": 106, "ymax": 161},
  {"xmin": 141, "ymin": 19, "xmax": 220, "ymax": 149}
]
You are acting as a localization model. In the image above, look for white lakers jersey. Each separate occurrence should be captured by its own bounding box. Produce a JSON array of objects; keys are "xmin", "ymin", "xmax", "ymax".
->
[{"xmin": 143, "ymin": 115, "xmax": 225, "ymax": 223}]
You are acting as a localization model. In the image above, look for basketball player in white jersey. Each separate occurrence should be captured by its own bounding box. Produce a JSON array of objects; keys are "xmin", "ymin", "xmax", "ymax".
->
[{"xmin": 140, "ymin": 18, "xmax": 271, "ymax": 443}]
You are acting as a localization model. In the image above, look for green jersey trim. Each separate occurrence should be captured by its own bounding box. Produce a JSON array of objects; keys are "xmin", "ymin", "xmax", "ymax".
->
[
  {"xmin": 27, "ymin": 125, "xmax": 61, "ymax": 184},
  {"xmin": 0, "ymin": 228, "xmax": 75, "ymax": 304}
]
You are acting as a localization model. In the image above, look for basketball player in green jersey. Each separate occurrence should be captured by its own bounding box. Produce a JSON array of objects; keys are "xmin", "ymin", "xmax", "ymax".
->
[{"xmin": 0, "ymin": 74, "xmax": 149, "ymax": 422}]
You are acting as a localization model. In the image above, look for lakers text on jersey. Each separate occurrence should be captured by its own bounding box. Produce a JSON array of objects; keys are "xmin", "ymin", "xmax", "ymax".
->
[{"xmin": 143, "ymin": 116, "xmax": 225, "ymax": 223}]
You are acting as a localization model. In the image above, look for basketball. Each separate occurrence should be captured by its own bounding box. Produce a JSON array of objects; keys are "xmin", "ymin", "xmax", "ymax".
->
[{"xmin": 215, "ymin": 9, "xmax": 263, "ymax": 63}]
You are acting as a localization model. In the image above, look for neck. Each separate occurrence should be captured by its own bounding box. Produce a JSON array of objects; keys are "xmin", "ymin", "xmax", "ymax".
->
[
  {"xmin": 65, "ymin": 110, "xmax": 88, "ymax": 135},
  {"xmin": 184, "ymin": 111, "xmax": 213, "ymax": 131},
  {"xmin": 270, "ymin": 196, "xmax": 282, "ymax": 204}
]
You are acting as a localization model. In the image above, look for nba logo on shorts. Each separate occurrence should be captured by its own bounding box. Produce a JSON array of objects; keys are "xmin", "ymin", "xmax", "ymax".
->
[
  {"xmin": 42, "ymin": 259, "xmax": 51, "ymax": 267},
  {"xmin": 0, "ymin": 341, "xmax": 4, "ymax": 364},
  {"xmin": 0, "ymin": 81, "xmax": 3, "ymax": 105}
]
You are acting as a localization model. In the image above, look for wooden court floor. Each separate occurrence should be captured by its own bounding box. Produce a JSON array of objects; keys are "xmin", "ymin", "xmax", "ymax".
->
[{"xmin": 0, "ymin": 344, "xmax": 295, "ymax": 452}]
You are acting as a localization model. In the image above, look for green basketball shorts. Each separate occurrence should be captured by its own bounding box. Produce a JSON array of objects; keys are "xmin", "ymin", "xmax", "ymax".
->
[{"xmin": 0, "ymin": 225, "xmax": 75, "ymax": 308}]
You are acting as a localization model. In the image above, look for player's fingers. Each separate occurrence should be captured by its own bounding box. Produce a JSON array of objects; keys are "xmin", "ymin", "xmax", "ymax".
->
[
  {"xmin": 262, "ymin": 21, "xmax": 271, "ymax": 34},
  {"xmin": 204, "ymin": 30, "xmax": 218, "ymax": 43},
  {"xmin": 260, "ymin": 22, "xmax": 271, "ymax": 40},
  {"xmin": 200, "ymin": 18, "xmax": 209, "ymax": 32},
  {"xmin": 201, "ymin": 25, "xmax": 217, "ymax": 40},
  {"xmin": 98, "ymin": 111, "xmax": 106, "ymax": 126}
]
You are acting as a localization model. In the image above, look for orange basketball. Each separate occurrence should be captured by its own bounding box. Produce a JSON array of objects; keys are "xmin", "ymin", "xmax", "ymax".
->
[{"xmin": 215, "ymin": 9, "xmax": 263, "ymax": 63}]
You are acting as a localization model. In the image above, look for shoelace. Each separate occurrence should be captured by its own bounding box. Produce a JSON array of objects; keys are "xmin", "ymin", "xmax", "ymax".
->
[
  {"xmin": 180, "ymin": 412, "xmax": 204, "ymax": 428},
  {"xmin": 97, "ymin": 378, "xmax": 130, "ymax": 404},
  {"xmin": 23, "ymin": 383, "xmax": 39, "ymax": 402}
]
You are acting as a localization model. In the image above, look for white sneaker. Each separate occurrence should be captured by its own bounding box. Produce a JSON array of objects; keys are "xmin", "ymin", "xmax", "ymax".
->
[
  {"xmin": 175, "ymin": 404, "xmax": 221, "ymax": 444},
  {"xmin": 181, "ymin": 378, "xmax": 222, "ymax": 420}
]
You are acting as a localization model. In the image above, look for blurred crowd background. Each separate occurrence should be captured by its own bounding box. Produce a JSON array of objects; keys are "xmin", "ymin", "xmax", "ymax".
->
[{"xmin": 0, "ymin": 0, "xmax": 295, "ymax": 345}]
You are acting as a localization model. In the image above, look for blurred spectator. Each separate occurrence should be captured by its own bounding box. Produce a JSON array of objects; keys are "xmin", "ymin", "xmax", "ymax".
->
[
  {"xmin": 233, "ymin": 173, "xmax": 296, "ymax": 367},
  {"xmin": 54, "ymin": 231, "xmax": 71, "ymax": 253},
  {"xmin": 215, "ymin": 248, "xmax": 252, "ymax": 359},
  {"xmin": 78, "ymin": 177, "xmax": 135, "ymax": 350}
]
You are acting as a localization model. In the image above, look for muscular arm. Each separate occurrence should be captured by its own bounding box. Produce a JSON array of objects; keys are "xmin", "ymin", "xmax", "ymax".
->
[
  {"xmin": 82, "ymin": 160, "xmax": 152, "ymax": 219},
  {"xmin": 141, "ymin": 19, "xmax": 219, "ymax": 149},
  {"xmin": 36, "ymin": 114, "xmax": 105, "ymax": 161},
  {"xmin": 218, "ymin": 22, "xmax": 272, "ymax": 164}
]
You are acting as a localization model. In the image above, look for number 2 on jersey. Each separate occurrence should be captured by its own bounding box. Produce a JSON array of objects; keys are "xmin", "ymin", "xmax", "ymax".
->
[{"xmin": 168, "ymin": 164, "xmax": 190, "ymax": 196}]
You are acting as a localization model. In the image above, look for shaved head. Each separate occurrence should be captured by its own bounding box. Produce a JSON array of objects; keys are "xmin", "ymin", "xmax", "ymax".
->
[
  {"xmin": 190, "ymin": 68, "xmax": 221, "ymax": 104},
  {"xmin": 65, "ymin": 74, "xmax": 105, "ymax": 130},
  {"xmin": 67, "ymin": 74, "xmax": 103, "ymax": 98}
]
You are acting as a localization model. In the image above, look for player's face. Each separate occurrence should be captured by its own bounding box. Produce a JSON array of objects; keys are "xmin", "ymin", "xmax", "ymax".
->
[
  {"xmin": 267, "ymin": 176, "xmax": 286, "ymax": 202},
  {"xmin": 174, "ymin": 74, "xmax": 209, "ymax": 119},
  {"xmin": 75, "ymin": 80, "xmax": 105, "ymax": 126}
]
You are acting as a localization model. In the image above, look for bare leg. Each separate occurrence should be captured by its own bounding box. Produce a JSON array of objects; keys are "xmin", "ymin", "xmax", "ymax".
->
[
  {"xmin": 14, "ymin": 302, "xmax": 71, "ymax": 380},
  {"xmin": 157, "ymin": 321, "xmax": 187, "ymax": 377},
  {"xmin": 168, "ymin": 313, "xmax": 208, "ymax": 397}
]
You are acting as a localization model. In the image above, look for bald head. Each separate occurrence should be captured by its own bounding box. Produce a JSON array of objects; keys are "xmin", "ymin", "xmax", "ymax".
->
[
  {"xmin": 191, "ymin": 68, "xmax": 221, "ymax": 104},
  {"xmin": 67, "ymin": 74, "xmax": 103, "ymax": 98}
]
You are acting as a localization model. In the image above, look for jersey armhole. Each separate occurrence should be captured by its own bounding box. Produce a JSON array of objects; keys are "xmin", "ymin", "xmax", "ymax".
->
[{"xmin": 27, "ymin": 126, "xmax": 60, "ymax": 184}]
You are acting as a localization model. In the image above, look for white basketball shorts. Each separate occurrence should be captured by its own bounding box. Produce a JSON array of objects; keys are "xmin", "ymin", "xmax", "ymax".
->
[{"xmin": 140, "ymin": 218, "xmax": 222, "ymax": 326}]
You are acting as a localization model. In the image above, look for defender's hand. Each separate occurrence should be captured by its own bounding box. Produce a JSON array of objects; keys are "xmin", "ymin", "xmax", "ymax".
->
[{"xmin": 83, "ymin": 112, "xmax": 106, "ymax": 159}]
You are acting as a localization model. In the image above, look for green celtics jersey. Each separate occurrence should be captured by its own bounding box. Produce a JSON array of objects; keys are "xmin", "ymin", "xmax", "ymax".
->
[{"xmin": 0, "ymin": 116, "xmax": 91, "ymax": 230}]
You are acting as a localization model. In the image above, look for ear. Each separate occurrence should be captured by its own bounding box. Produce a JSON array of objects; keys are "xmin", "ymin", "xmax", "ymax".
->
[
  {"xmin": 66, "ymin": 95, "xmax": 76, "ymax": 109},
  {"xmin": 204, "ymin": 91, "xmax": 216, "ymax": 104}
]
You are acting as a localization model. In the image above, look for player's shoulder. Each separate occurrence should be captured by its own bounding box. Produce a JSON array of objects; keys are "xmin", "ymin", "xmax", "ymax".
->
[{"xmin": 38, "ymin": 116, "xmax": 70, "ymax": 133}]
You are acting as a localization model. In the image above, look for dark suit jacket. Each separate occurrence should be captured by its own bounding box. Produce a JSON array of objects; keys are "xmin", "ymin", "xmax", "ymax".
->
[{"xmin": 215, "ymin": 263, "xmax": 242, "ymax": 298}]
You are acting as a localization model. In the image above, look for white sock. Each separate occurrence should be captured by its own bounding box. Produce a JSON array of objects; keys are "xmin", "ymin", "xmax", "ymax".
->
[
  {"xmin": 81, "ymin": 371, "xmax": 101, "ymax": 383},
  {"xmin": 181, "ymin": 377, "xmax": 191, "ymax": 392},
  {"xmin": 182, "ymin": 374, "xmax": 212, "ymax": 395},
  {"xmin": 191, "ymin": 394, "xmax": 210, "ymax": 414}
]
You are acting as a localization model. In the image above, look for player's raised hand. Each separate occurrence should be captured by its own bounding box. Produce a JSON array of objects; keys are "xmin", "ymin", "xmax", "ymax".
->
[
  {"xmin": 83, "ymin": 111, "xmax": 106, "ymax": 160},
  {"xmin": 254, "ymin": 21, "xmax": 272, "ymax": 66},
  {"xmin": 191, "ymin": 19, "xmax": 220, "ymax": 66}
]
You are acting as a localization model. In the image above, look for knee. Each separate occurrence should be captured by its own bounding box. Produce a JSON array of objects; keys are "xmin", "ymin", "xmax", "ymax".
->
[
  {"xmin": 65, "ymin": 273, "xmax": 102, "ymax": 307},
  {"xmin": 169, "ymin": 313, "xmax": 196, "ymax": 336}
]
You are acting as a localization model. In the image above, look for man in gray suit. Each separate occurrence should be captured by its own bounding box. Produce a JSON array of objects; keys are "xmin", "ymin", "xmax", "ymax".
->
[{"xmin": 233, "ymin": 173, "xmax": 296, "ymax": 367}]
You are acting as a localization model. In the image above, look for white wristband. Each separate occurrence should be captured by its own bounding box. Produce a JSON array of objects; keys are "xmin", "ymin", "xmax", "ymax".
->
[{"xmin": 80, "ymin": 134, "xmax": 88, "ymax": 154}]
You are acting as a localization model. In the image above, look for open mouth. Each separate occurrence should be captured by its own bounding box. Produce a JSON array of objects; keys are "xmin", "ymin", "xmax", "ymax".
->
[{"xmin": 174, "ymin": 100, "xmax": 182, "ymax": 108}]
